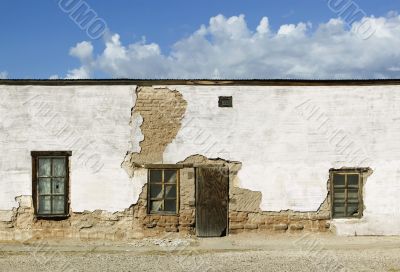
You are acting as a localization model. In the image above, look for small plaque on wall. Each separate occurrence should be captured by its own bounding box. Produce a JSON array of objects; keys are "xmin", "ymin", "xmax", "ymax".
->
[{"xmin": 218, "ymin": 96, "xmax": 233, "ymax": 107}]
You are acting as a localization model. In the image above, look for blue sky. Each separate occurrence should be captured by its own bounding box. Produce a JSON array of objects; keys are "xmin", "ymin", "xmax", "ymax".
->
[{"xmin": 0, "ymin": 0, "xmax": 399, "ymax": 79}]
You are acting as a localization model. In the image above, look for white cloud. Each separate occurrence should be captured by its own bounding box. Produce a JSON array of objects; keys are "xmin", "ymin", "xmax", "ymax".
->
[
  {"xmin": 277, "ymin": 22, "xmax": 307, "ymax": 36},
  {"xmin": 256, "ymin": 17, "xmax": 270, "ymax": 35},
  {"xmin": 66, "ymin": 66, "xmax": 91, "ymax": 79},
  {"xmin": 66, "ymin": 13, "xmax": 400, "ymax": 79},
  {"xmin": 0, "ymin": 71, "xmax": 8, "ymax": 79},
  {"xmin": 65, "ymin": 41, "xmax": 95, "ymax": 79},
  {"xmin": 69, "ymin": 41, "xmax": 93, "ymax": 61}
]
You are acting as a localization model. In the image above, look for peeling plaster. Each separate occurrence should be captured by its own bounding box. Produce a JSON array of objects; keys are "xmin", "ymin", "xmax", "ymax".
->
[
  {"xmin": 124, "ymin": 86, "xmax": 187, "ymax": 166},
  {"xmin": 130, "ymin": 113, "xmax": 144, "ymax": 153},
  {"xmin": 122, "ymin": 86, "xmax": 188, "ymax": 205},
  {"xmin": 131, "ymin": 168, "xmax": 148, "ymax": 204}
]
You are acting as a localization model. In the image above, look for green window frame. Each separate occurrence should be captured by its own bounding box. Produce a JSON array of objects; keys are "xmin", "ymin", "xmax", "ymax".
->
[
  {"xmin": 32, "ymin": 151, "xmax": 71, "ymax": 218},
  {"xmin": 147, "ymin": 168, "xmax": 179, "ymax": 214},
  {"xmin": 330, "ymin": 169, "xmax": 364, "ymax": 219}
]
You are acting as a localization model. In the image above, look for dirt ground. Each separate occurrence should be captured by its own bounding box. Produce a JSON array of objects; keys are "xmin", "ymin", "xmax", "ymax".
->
[{"xmin": 0, "ymin": 233, "xmax": 400, "ymax": 272}]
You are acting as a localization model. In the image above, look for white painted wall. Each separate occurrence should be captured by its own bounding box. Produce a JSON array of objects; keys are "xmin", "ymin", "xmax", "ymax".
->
[
  {"xmin": 163, "ymin": 85, "xmax": 400, "ymax": 235},
  {"xmin": 2, "ymin": 83, "xmax": 400, "ymax": 235},
  {"xmin": 0, "ymin": 85, "xmax": 138, "ymax": 212}
]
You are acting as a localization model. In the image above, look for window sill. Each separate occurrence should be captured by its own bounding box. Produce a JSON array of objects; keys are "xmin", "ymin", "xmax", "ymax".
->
[
  {"xmin": 35, "ymin": 214, "xmax": 70, "ymax": 220},
  {"xmin": 331, "ymin": 217, "xmax": 364, "ymax": 222},
  {"xmin": 147, "ymin": 212, "xmax": 178, "ymax": 216}
]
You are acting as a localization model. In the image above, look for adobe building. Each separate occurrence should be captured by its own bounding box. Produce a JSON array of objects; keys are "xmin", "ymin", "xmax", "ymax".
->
[{"xmin": 0, "ymin": 79, "xmax": 399, "ymax": 241}]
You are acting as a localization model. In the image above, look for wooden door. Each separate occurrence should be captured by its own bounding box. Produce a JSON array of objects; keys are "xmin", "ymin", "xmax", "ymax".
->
[{"xmin": 196, "ymin": 166, "xmax": 229, "ymax": 237}]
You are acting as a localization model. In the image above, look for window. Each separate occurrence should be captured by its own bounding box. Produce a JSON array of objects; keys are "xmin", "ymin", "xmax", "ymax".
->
[
  {"xmin": 148, "ymin": 169, "xmax": 179, "ymax": 214},
  {"xmin": 32, "ymin": 151, "xmax": 71, "ymax": 218},
  {"xmin": 330, "ymin": 169, "xmax": 364, "ymax": 219},
  {"xmin": 218, "ymin": 96, "xmax": 233, "ymax": 107}
]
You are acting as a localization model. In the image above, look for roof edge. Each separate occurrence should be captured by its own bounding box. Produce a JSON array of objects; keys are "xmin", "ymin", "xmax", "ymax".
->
[{"xmin": 1, "ymin": 79, "xmax": 400, "ymax": 86}]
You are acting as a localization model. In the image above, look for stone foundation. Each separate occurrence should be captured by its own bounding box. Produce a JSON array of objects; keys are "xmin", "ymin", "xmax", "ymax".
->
[{"xmin": 228, "ymin": 210, "xmax": 330, "ymax": 234}]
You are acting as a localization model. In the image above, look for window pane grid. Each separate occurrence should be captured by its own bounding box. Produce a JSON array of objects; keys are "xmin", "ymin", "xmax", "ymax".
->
[
  {"xmin": 36, "ymin": 156, "xmax": 67, "ymax": 216},
  {"xmin": 332, "ymin": 172, "xmax": 361, "ymax": 218},
  {"xmin": 148, "ymin": 169, "xmax": 178, "ymax": 214}
]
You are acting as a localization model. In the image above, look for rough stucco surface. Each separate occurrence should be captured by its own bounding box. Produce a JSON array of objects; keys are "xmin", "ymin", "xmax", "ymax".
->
[
  {"xmin": 120, "ymin": 86, "xmax": 196, "ymax": 236},
  {"xmin": 162, "ymin": 85, "xmax": 400, "ymax": 235},
  {"xmin": 124, "ymin": 86, "xmax": 187, "ymax": 166},
  {"xmin": 0, "ymin": 85, "xmax": 136, "ymax": 212},
  {"xmin": 3, "ymin": 83, "xmax": 400, "ymax": 236}
]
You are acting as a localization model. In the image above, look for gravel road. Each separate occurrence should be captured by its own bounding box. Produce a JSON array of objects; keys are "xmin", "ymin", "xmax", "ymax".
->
[{"xmin": 0, "ymin": 234, "xmax": 399, "ymax": 272}]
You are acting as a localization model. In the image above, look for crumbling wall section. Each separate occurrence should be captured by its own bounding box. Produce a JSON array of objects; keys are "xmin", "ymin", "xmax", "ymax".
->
[
  {"xmin": 0, "ymin": 196, "xmax": 139, "ymax": 242},
  {"xmin": 182, "ymin": 155, "xmax": 330, "ymax": 234},
  {"xmin": 229, "ymin": 199, "xmax": 330, "ymax": 234},
  {"xmin": 229, "ymin": 163, "xmax": 330, "ymax": 234},
  {"xmin": 124, "ymin": 86, "xmax": 187, "ymax": 164},
  {"xmin": 123, "ymin": 86, "xmax": 195, "ymax": 235}
]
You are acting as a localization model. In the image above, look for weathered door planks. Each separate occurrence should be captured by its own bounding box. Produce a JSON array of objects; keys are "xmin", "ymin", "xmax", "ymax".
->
[{"xmin": 196, "ymin": 166, "xmax": 229, "ymax": 237}]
